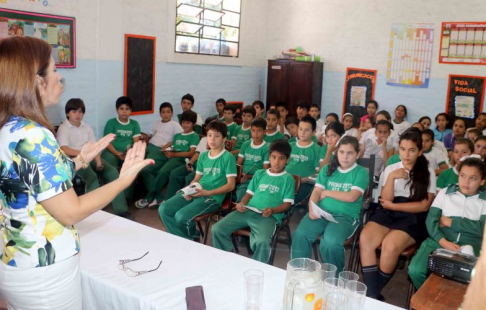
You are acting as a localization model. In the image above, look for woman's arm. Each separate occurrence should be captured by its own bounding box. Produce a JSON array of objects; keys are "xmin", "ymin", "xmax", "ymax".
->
[{"xmin": 41, "ymin": 142, "xmax": 152, "ymax": 225}]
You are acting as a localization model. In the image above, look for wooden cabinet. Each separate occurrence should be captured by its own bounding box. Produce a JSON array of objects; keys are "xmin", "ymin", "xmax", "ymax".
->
[{"xmin": 266, "ymin": 59, "xmax": 324, "ymax": 115}]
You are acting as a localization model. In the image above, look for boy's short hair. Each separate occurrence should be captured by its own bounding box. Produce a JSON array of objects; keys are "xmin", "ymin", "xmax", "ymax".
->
[
  {"xmin": 223, "ymin": 105, "xmax": 236, "ymax": 114},
  {"xmin": 181, "ymin": 93, "xmax": 195, "ymax": 105},
  {"xmin": 242, "ymin": 105, "xmax": 256, "ymax": 118},
  {"xmin": 116, "ymin": 96, "xmax": 133, "ymax": 110},
  {"xmin": 422, "ymin": 129, "xmax": 435, "ymax": 140},
  {"xmin": 251, "ymin": 118, "xmax": 267, "ymax": 131},
  {"xmin": 300, "ymin": 115, "xmax": 317, "ymax": 132},
  {"xmin": 468, "ymin": 128, "xmax": 482, "ymax": 137},
  {"xmin": 181, "ymin": 110, "xmax": 198, "ymax": 124},
  {"xmin": 216, "ymin": 98, "xmax": 226, "ymax": 106},
  {"xmin": 65, "ymin": 98, "xmax": 86, "ymax": 118},
  {"xmin": 202, "ymin": 116, "xmax": 218, "ymax": 136},
  {"xmin": 252, "ymin": 100, "xmax": 264, "ymax": 110},
  {"xmin": 159, "ymin": 102, "xmax": 173, "ymax": 113},
  {"xmin": 297, "ymin": 101, "xmax": 310, "ymax": 111},
  {"xmin": 206, "ymin": 120, "xmax": 228, "ymax": 139},
  {"xmin": 266, "ymin": 108, "xmax": 280, "ymax": 119},
  {"xmin": 269, "ymin": 139, "xmax": 292, "ymax": 159},
  {"xmin": 285, "ymin": 116, "xmax": 299, "ymax": 128},
  {"xmin": 275, "ymin": 101, "xmax": 288, "ymax": 110},
  {"xmin": 375, "ymin": 120, "xmax": 392, "ymax": 131},
  {"xmin": 455, "ymin": 138, "xmax": 474, "ymax": 153},
  {"xmin": 310, "ymin": 103, "xmax": 321, "ymax": 111}
]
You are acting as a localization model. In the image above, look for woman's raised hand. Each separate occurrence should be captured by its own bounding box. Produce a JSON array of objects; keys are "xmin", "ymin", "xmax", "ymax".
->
[
  {"xmin": 119, "ymin": 141, "xmax": 153, "ymax": 186},
  {"xmin": 80, "ymin": 134, "xmax": 115, "ymax": 163}
]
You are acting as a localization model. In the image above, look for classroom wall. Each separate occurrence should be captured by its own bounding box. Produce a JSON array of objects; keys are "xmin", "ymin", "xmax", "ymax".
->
[
  {"xmin": 265, "ymin": 0, "xmax": 486, "ymax": 125},
  {"xmin": 2, "ymin": 0, "xmax": 269, "ymax": 136}
]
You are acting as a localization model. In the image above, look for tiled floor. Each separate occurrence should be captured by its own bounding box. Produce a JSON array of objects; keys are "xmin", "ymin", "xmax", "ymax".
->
[{"xmin": 106, "ymin": 199, "xmax": 410, "ymax": 309}]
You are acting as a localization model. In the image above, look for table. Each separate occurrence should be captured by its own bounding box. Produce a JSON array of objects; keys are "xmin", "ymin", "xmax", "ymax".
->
[
  {"xmin": 410, "ymin": 274, "xmax": 467, "ymax": 310},
  {"xmin": 78, "ymin": 211, "xmax": 404, "ymax": 310}
]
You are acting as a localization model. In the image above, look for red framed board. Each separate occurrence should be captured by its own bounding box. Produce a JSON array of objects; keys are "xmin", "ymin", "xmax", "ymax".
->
[
  {"xmin": 342, "ymin": 68, "xmax": 377, "ymax": 128},
  {"xmin": 439, "ymin": 22, "xmax": 486, "ymax": 65},
  {"xmin": 446, "ymin": 74, "xmax": 486, "ymax": 128}
]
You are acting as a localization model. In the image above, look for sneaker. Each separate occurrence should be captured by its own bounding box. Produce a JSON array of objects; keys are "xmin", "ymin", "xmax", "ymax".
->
[
  {"xmin": 148, "ymin": 199, "xmax": 164, "ymax": 209},
  {"xmin": 118, "ymin": 211, "xmax": 134, "ymax": 221},
  {"xmin": 135, "ymin": 199, "xmax": 150, "ymax": 209}
]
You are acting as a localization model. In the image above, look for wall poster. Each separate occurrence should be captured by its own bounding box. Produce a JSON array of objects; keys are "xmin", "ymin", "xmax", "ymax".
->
[
  {"xmin": 342, "ymin": 68, "xmax": 377, "ymax": 128},
  {"xmin": 440, "ymin": 22, "xmax": 486, "ymax": 65}
]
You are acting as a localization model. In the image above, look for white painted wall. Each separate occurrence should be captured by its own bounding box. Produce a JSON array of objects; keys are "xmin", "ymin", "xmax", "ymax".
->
[{"xmin": 265, "ymin": 0, "xmax": 486, "ymax": 124}]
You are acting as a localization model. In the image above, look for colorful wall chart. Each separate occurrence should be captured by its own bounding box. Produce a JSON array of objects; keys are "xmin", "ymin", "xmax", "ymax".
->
[
  {"xmin": 439, "ymin": 22, "xmax": 486, "ymax": 65},
  {"xmin": 386, "ymin": 23, "xmax": 434, "ymax": 88}
]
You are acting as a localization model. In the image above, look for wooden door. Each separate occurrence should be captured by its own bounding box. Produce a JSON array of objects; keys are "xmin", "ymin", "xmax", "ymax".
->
[
  {"xmin": 287, "ymin": 62, "xmax": 313, "ymax": 114},
  {"xmin": 266, "ymin": 60, "xmax": 289, "ymax": 109}
]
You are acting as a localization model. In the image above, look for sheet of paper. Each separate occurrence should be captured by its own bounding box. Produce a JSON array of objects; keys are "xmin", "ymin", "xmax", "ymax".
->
[
  {"xmin": 310, "ymin": 201, "xmax": 338, "ymax": 223},
  {"xmin": 244, "ymin": 205, "xmax": 262, "ymax": 214},
  {"xmin": 350, "ymin": 86, "xmax": 367, "ymax": 107},
  {"xmin": 455, "ymin": 96, "xmax": 475, "ymax": 119},
  {"xmin": 47, "ymin": 24, "xmax": 58, "ymax": 44}
]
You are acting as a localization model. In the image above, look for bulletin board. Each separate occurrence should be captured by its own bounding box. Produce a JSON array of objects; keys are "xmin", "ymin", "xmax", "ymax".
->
[
  {"xmin": 446, "ymin": 74, "xmax": 486, "ymax": 128},
  {"xmin": 342, "ymin": 68, "xmax": 377, "ymax": 128},
  {"xmin": 0, "ymin": 8, "xmax": 76, "ymax": 68},
  {"xmin": 124, "ymin": 34, "xmax": 156, "ymax": 115},
  {"xmin": 227, "ymin": 101, "xmax": 244, "ymax": 119},
  {"xmin": 439, "ymin": 22, "xmax": 486, "ymax": 65}
]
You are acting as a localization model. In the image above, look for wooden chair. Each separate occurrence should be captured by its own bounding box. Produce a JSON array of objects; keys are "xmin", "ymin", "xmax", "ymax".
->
[
  {"xmin": 231, "ymin": 174, "xmax": 301, "ymax": 265},
  {"xmin": 312, "ymin": 154, "xmax": 375, "ymax": 272},
  {"xmin": 193, "ymin": 165, "xmax": 243, "ymax": 244}
]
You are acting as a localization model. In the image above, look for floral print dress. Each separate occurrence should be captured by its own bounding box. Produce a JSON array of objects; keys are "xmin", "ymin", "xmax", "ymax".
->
[{"xmin": 0, "ymin": 116, "xmax": 79, "ymax": 268}]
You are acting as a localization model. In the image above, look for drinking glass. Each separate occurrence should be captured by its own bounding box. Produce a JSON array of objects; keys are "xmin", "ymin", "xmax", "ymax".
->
[
  {"xmin": 321, "ymin": 263, "xmax": 337, "ymax": 280},
  {"xmin": 323, "ymin": 277, "xmax": 344, "ymax": 297},
  {"xmin": 345, "ymin": 281, "xmax": 367, "ymax": 310},
  {"xmin": 325, "ymin": 292, "xmax": 349, "ymax": 310},
  {"xmin": 338, "ymin": 271, "xmax": 359, "ymax": 287},
  {"xmin": 244, "ymin": 269, "xmax": 264, "ymax": 310}
]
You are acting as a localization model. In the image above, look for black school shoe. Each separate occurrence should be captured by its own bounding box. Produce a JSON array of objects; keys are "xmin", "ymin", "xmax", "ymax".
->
[{"xmin": 118, "ymin": 211, "xmax": 134, "ymax": 221}]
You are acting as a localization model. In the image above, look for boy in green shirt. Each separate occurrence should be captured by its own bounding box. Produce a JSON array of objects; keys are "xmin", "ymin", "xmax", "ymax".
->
[
  {"xmin": 231, "ymin": 105, "xmax": 256, "ymax": 155},
  {"xmin": 235, "ymin": 118, "xmax": 270, "ymax": 202},
  {"xmin": 223, "ymin": 105, "xmax": 238, "ymax": 147},
  {"xmin": 286, "ymin": 116, "xmax": 317, "ymax": 144},
  {"xmin": 136, "ymin": 110, "xmax": 200, "ymax": 208},
  {"xmin": 159, "ymin": 121, "xmax": 237, "ymax": 240},
  {"xmin": 437, "ymin": 138, "xmax": 474, "ymax": 191},
  {"xmin": 286, "ymin": 116, "xmax": 321, "ymax": 205},
  {"xmin": 102, "ymin": 96, "xmax": 141, "ymax": 168},
  {"xmin": 214, "ymin": 98, "xmax": 226, "ymax": 121},
  {"xmin": 212, "ymin": 140, "xmax": 296, "ymax": 263},
  {"xmin": 177, "ymin": 93, "xmax": 203, "ymax": 134},
  {"xmin": 252, "ymin": 100, "xmax": 265, "ymax": 119},
  {"xmin": 264, "ymin": 109, "xmax": 286, "ymax": 143}
]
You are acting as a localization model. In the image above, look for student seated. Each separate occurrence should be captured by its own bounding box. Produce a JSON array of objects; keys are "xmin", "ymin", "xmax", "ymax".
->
[
  {"xmin": 422, "ymin": 129, "xmax": 449, "ymax": 176},
  {"xmin": 319, "ymin": 122, "xmax": 345, "ymax": 169},
  {"xmin": 101, "ymin": 96, "xmax": 141, "ymax": 198},
  {"xmin": 409, "ymin": 157, "xmax": 486, "ymax": 289},
  {"xmin": 236, "ymin": 118, "xmax": 270, "ymax": 202},
  {"xmin": 361, "ymin": 110, "xmax": 399, "ymax": 152},
  {"xmin": 419, "ymin": 116, "xmax": 431, "ymax": 130},
  {"xmin": 286, "ymin": 116, "xmax": 321, "ymax": 205},
  {"xmin": 291, "ymin": 136, "xmax": 369, "ymax": 272},
  {"xmin": 360, "ymin": 100, "xmax": 378, "ymax": 129},
  {"xmin": 212, "ymin": 140, "xmax": 295, "ymax": 263},
  {"xmin": 232, "ymin": 105, "xmax": 256, "ymax": 155},
  {"xmin": 385, "ymin": 127, "xmax": 423, "ymax": 167},
  {"xmin": 159, "ymin": 121, "xmax": 236, "ymax": 240},
  {"xmin": 177, "ymin": 93, "xmax": 203, "ymax": 134},
  {"xmin": 309, "ymin": 103, "xmax": 325, "ymax": 138},
  {"xmin": 57, "ymin": 98, "xmax": 130, "ymax": 218},
  {"xmin": 296, "ymin": 101, "xmax": 310, "ymax": 120},
  {"xmin": 433, "ymin": 113, "xmax": 452, "ymax": 143},
  {"xmin": 223, "ymin": 105, "xmax": 238, "ymax": 146},
  {"xmin": 444, "ymin": 118, "xmax": 466, "ymax": 152},
  {"xmin": 467, "ymin": 128, "xmax": 482, "ymax": 142},
  {"xmin": 275, "ymin": 101, "xmax": 289, "ymax": 135},
  {"xmin": 214, "ymin": 98, "xmax": 226, "ymax": 121},
  {"xmin": 475, "ymin": 136, "xmax": 486, "ymax": 162},
  {"xmin": 342, "ymin": 113, "xmax": 358, "ymax": 137},
  {"xmin": 318, "ymin": 112, "xmax": 339, "ymax": 144},
  {"xmin": 285, "ymin": 116, "xmax": 299, "ymax": 142},
  {"xmin": 165, "ymin": 117, "xmax": 216, "ymax": 200},
  {"xmin": 359, "ymin": 120, "xmax": 394, "ymax": 177},
  {"xmin": 264, "ymin": 109, "xmax": 286, "ymax": 143},
  {"xmin": 136, "ymin": 110, "xmax": 200, "ymax": 208},
  {"xmin": 359, "ymin": 129, "xmax": 435, "ymax": 299},
  {"xmin": 357, "ymin": 115, "xmax": 375, "ymax": 142},
  {"xmin": 391, "ymin": 105, "xmax": 411, "ymax": 135},
  {"xmin": 252, "ymin": 100, "xmax": 265, "ymax": 119},
  {"xmin": 437, "ymin": 138, "xmax": 474, "ymax": 192}
]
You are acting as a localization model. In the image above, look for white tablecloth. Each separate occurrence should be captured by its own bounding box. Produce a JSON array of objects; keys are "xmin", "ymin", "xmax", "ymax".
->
[{"xmin": 77, "ymin": 211, "xmax": 403, "ymax": 310}]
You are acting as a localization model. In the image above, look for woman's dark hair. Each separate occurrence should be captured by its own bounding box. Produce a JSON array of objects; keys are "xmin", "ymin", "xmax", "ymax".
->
[
  {"xmin": 65, "ymin": 98, "xmax": 86, "ymax": 118},
  {"xmin": 458, "ymin": 157, "xmax": 486, "ymax": 180},
  {"xmin": 399, "ymin": 129, "xmax": 430, "ymax": 202},
  {"xmin": 366, "ymin": 100, "xmax": 378, "ymax": 110},
  {"xmin": 325, "ymin": 121, "xmax": 345, "ymax": 136},
  {"xmin": 419, "ymin": 116, "xmax": 431, "ymax": 124},
  {"xmin": 435, "ymin": 113, "xmax": 451, "ymax": 129},
  {"xmin": 0, "ymin": 37, "xmax": 54, "ymax": 133},
  {"xmin": 412, "ymin": 122, "xmax": 424, "ymax": 131},
  {"xmin": 395, "ymin": 104, "xmax": 408, "ymax": 117},
  {"xmin": 376, "ymin": 120, "xmax": 393, "ymax": 131},
  {"xmin": 455, "ymin": 138, "xmax": 474, "ymax": 153},
  {"xmin": 453, "ymin": 118, "xmax": 467, "ymax": 129},
  {"xmin": 328, "ymin": 136, "xmax": 359, "ymax": 176}
]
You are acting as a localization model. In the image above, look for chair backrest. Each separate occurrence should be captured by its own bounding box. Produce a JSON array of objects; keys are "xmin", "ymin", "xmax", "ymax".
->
[
  {"xmin": 292, "ymin": 174, "xmax": 301, "ymax": 195},
  {"xmin": 235, "ymin": 164, "xmax": 244, "ymax": 184},
  {"xmin": 357, "ymin": 154, "xmax": 376, "ymax": 199}
]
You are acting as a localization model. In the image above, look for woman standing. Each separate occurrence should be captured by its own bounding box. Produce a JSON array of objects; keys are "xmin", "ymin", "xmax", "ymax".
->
[{"xmin": 0, "ymin": 37, "xmax": 151, "ymax": 309}]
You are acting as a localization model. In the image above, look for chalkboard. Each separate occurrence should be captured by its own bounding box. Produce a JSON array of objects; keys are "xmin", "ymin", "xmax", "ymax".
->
[
  {"xmin": 446, "ymin": 74, "xmax": 485, "ymax": 128},
  {"xmin": 342, "ymin": 68, "xmax": 377, "ymax": 127},
  {"xmin": 124, "ymin": 34, "xmax": 156, "ymax": 115}
]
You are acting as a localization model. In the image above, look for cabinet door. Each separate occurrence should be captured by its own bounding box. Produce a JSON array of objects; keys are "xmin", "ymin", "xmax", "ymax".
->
[
  {"xmin": 266, "ymin": 61, "xmax": 289, "ymax": 108},
  {"xmin": 287, "ymin": 62, "xmax": 313, "ymax": 114}
]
